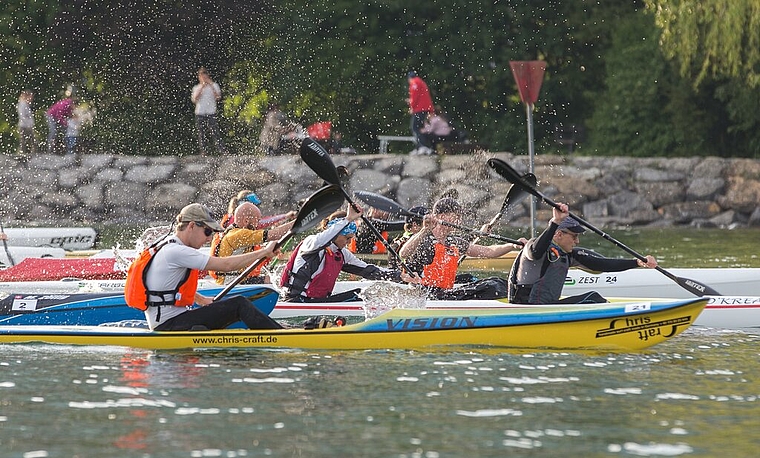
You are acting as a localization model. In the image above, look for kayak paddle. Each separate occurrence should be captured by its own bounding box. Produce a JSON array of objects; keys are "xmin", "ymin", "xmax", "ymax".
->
[
  {"xmin": 353, "ymin": 190, "xmax": 525, "ymax": 246},
  {"xmin": 487, "ymin": 157, "xmax": 721, "ymax": 297},
  {"xmin": 456, "ymin": 172, "xmax": 536, "ymax": 263},
  {"xmin": 299, "ymin": 137, "xmax": 413, "ymax": 272},
  {"xmin": 214, "ymin": 184, "xmax": 345, "ymax": 301}
]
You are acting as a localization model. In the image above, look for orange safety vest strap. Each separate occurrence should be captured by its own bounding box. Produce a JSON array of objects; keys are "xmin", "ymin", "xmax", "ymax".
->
[
  {"xmin": 420, "ymin": 242, "xmax": 459, "ymax": 289},
  {"xmin": 124, "ymin": 240, "xmax": 199, "ymax": 310}
]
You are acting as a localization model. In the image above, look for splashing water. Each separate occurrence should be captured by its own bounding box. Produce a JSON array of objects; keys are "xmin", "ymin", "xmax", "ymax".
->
[{"xmin": 359, "ymin": 281, "xmax": 427, "ymax": 319}]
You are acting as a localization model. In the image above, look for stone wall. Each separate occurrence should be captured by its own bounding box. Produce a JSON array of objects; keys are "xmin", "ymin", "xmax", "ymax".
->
[{"xmin": 1, "ymin": 151, "xmax": 760, "ymax": 229}]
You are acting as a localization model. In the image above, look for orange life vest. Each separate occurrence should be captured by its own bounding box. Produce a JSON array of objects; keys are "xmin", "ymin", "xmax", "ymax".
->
[
  {"xmin": 420, "ymin": 242, "xmax": 460, "ymax": 289},
  {"xmin": 372, "ymin": 231, "xmax": 388, "ymax": 254},
  {"xmin": 124, "ymin": 240, "xmax": 199, "ymax": 310}
]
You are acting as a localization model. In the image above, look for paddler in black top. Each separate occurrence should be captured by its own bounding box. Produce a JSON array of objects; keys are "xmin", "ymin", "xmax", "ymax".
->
[{"xmin": 508, "ymin": 203, "xmax": 658, "ymax": 304}]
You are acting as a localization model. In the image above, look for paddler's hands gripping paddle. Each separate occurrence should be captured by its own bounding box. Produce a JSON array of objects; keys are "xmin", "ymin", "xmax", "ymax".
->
[
  {"xmin": 214, "ymin": 184, "xmax": 345, "ymax": 301},
  {"xmin": 487, "ymin": 157, "xmax": 721, "ymax": 297}
]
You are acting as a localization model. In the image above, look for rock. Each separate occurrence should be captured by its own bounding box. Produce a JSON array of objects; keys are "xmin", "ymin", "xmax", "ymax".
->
[
  {"xmin": 718, "ymin": 177, "xmax": 760, "ymax": 213},
  {"xmin": 636, "ymin": 182, "xmax": 685, "ymax": 208},
  {"xmin": 583, "ymin": 200, "xmax": 608, "ymax": 218},
  {"xmin": 350, "ymin": 169, "xmax": 390, "ymax": 193},
  {"xmin": 124, "ymin": 164, "xmax": 176, "ymax": 183},
  {"xmin": 75, "ymin": 183, "xmax": 105, "ymax": 210},
  {"xmin": 607, "ymin": 191, "xmax": 654, "ymax": 217},
  {"xmin": 685, "ymin": 177, "xmax": 724, "ymax": 201},
  {"xmin": 397, "ymin": 177, "xmax": 433, "ymax": 208},
  {"xmin": 659, "ymin": 201, "xmax": 722, "ymax": 223},
  {"xmin": 401, "ymin": 156, "xmax": 438, "ymax": 178}
]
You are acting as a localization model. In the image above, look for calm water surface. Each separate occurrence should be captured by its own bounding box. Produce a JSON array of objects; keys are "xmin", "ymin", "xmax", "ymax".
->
[
  {"xmin": 1, "ymin": 328, "xmax": 758, "ymax": 457},
  {"xmin": 0, "ymin": 227, "xmax": 757, "ymax": 457}
]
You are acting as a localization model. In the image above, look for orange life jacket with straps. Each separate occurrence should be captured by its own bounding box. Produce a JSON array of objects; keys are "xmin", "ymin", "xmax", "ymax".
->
[
  {"xmin": 420, "ymin": 242, "xmax": 460, "ymax": 289},
  {"xmin": 124, "ymin": 239, "xmax": 199, "ymax": 311}
]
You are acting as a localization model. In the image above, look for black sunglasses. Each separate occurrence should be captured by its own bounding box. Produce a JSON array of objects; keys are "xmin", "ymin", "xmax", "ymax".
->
[{"xmin": 195, "ymin": 222, "xmax": 214, "ymax": 237}]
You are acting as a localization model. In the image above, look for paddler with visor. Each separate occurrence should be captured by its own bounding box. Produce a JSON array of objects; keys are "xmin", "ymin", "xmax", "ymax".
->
[{"xmin": 280, "ymin": 203, "xmax": 420, "ymax": 302}]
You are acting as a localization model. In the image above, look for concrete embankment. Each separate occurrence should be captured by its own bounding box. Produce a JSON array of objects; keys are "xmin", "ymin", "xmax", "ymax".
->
[{"xmin": 1, "ymin": 151, "xmax": 759, "ymax": 229}]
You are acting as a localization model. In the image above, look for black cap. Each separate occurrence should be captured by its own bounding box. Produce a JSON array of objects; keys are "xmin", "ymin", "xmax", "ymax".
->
[
  {"xmin": 433, "ymin": 197, "xmax": 462, "ymax": 215},
  {"xmin": 407, "ymin": 206, "xmax": 429, "ymax": 223},
  {"xmin": 558, "ymin": 217, "xmax": 586, "ymax": 233},
  {"xmin": 407, "ymin": 71, "xmax": 417, "ymax": 78}
]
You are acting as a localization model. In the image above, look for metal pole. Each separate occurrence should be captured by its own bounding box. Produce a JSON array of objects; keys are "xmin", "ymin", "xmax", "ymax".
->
[{"xmin": 526, "ymin": 102, "xmax": 536, "ymax": 237}]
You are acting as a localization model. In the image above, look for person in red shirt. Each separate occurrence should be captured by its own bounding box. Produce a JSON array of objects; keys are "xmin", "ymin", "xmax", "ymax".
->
[
  {"xmin": 45, "ymin": 86, "xmax": 76, "ymax": 154},
  {"xmin": 406, "ymin": 71, "xmax": 435, "ymax": 153}
]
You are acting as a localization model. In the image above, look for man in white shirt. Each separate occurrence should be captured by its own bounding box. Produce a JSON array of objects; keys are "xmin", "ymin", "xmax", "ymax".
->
[
  {"xmin": 133, "ymin": 203, "xmax": 280, "ymax": 331},
  {"xmin": 191, "ymin": 67, "xmax": 227, "ymax": 155}
]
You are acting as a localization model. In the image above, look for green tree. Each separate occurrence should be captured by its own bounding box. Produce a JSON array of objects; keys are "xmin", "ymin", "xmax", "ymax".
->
[
  {"xmin": 644, "ymin": 0, "xmax": 760, "ymax": 87},
  {"xmin": 0, "ymin": 0, "xmax": 63, "ymax": 150},
  {"xmin": 586, "ymin": 12, "xmax": 722, "ymax": 156}
]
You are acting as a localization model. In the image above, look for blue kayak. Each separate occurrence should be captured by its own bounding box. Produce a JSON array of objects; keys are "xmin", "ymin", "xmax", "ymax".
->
[{"xmin": 0, "ymin": 285, "xmax": 280, "ymax": 326}]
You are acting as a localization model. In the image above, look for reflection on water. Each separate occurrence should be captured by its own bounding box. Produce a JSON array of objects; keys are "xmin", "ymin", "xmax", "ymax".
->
[{"xmin": 0, "ymin": 328, "xmax": 758, "ymax": 457}]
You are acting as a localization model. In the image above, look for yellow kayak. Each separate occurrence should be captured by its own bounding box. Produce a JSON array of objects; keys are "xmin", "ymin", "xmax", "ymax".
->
[{"xmin": 0, "ymin": 297, "xmax": 706, "ymax": 352}]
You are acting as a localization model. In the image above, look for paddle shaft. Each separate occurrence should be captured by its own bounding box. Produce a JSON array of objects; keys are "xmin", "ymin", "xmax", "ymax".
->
[
  {"xmin": 213, "ymin": 232, "xmax": 293, "ymax": 302},
  {"xmin": 353, "ymin": 190, "xmax": 523, "ymax": 245},
  {"xmin": 457, "ymin": 180, "xmax": 534, "ymax": 264},
  {"xmin": 490, "ymin": 160, "xmax": 720, "ymax": 296},
  {"xmin": 437, "ymin": 219, "xmax": 523, "ymax": 245},
  {"xmin": 0, "ymin": 222, "xmax": 14, "ymax": 267},
  {"xmin": 342, "ymin": 189, "xmax": 414, "ymax": 273}
]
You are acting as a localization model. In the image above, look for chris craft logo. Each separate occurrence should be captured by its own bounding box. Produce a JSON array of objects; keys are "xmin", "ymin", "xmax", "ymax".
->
[{"xmin": 596, "ymin": 314, "xmax": 692, "ymax": 341}]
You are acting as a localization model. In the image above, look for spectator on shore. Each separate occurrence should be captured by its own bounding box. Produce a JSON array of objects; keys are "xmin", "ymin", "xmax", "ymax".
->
[
  {"xmin": 406, "ymin": 71, "xmax": 435, "ymax": 154},
  {"xmin": 45, "ymin": 86, "xmax": 76, "ymax": 154},
  {"xmin": 191, "ymin": 67, "xmax": 227, "ymax": 155},
  {"xmin": 65, "ymin": 111, "xmax": 82, "ymax": 155},
  {"xmin": 259, "ymin": 103, "xmax": 298, "ymax": 155},
  {"xmin": 17, "ymin": 90, "xmax": 36, "ymax": 156},
  {"xmin": 419, "ymin": 109, "xmax": 460, "ymax": 152}
]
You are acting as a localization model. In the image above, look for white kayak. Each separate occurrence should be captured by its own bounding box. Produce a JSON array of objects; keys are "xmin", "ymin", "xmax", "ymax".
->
[
  {"xmin": 2, "ymin": 227, "xmax": 98, "ymax": 250},
  {"xmin": 0, "ymin": 278, "xmax": 221, "ymax": 294},
  {"xmin": 0, "ymin": 246, "xmax": 67, "ymax": 267},
  {"xmin": 563, "ymin": 268, "xmax": 759, "ymax": 298}
]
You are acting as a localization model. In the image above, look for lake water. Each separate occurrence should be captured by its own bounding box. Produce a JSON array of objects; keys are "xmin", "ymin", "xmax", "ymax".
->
[
  {"xmin": 1, "ymin": 227, "xmax": 758, "ymax": 457},
  {"xmin": 1, "ymin": 328, "xmax": 758, "ymax": 457}
]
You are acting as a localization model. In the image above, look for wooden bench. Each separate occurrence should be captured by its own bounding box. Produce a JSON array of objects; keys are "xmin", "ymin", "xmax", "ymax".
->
[{"xmin": 377, "ymin": 135, "xmax": 416, "ymax": 154}]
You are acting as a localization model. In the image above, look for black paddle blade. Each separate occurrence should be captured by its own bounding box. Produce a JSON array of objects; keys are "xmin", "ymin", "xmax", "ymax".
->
[
  {"xmin": 300, "ymin": 137, "xmax": 341, "ymax": 186},
  {"xmin": 353, "ymin": 191, "xmax": 414, "ymax": 217},
  {"xmin": 291, "ymin": 184, "xmax": 346, "ymax": 236},
  {"xmin": 501, "ymin": 172, "xmax": 537, "ymax": 211},
  {"xmin": 673, "ymin": 273, "xmax": 721, "ymax": 296},
  {"xmin": 487, "ymin": 158, "xmax": 542, "ymax": 199}
]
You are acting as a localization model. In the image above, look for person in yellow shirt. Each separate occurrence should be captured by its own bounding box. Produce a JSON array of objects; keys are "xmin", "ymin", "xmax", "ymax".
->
[{"xmin": 210, "ymin": 202, "xmax": 293, "ymax": 284}]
